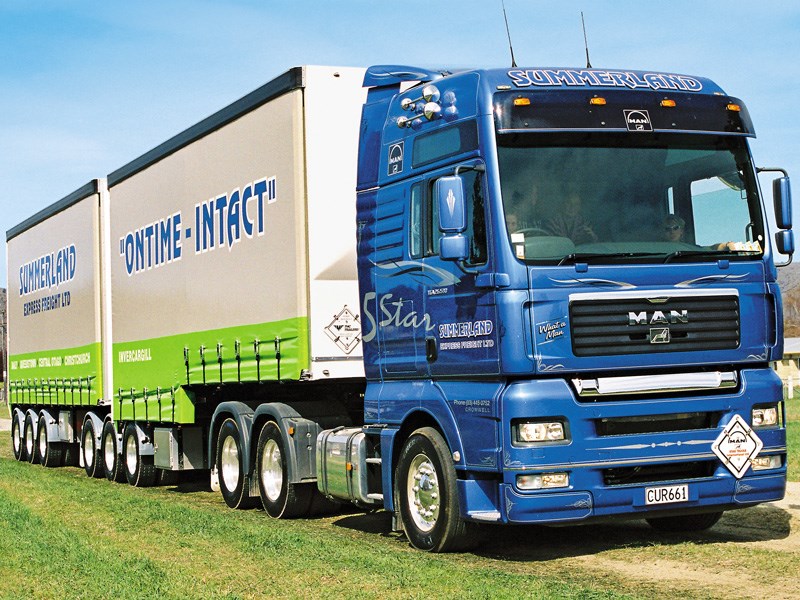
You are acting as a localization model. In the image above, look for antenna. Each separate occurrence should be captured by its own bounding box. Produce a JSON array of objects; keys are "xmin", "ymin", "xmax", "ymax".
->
[
  {"xmin": 502, "ymin": 0, "xmax": 517, "ymax": 68},
  {"xmin": 581, "ymin": 11, "xmax": 592, "ymax": 68}
]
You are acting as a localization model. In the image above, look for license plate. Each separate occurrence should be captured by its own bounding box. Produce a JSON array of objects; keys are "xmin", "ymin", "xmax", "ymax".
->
[{"xmin": 645, "ymin": 484, "xmax": 689, "ymax": 506}]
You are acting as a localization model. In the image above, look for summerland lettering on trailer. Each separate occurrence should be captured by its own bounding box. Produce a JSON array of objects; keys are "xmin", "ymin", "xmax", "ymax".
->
[
  {"xmin": 119, "ymin": 176, "xmax": 277, "ymax": 275},
  {"xmin": 18, "ymin": 244, "xmax": 77, "ymax": 296}
]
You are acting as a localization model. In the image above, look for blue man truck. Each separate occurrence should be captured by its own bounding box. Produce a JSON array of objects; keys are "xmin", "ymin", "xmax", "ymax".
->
[{"xmin": 6, "ymin": 64, "xmax": 794, "ymax": 552}]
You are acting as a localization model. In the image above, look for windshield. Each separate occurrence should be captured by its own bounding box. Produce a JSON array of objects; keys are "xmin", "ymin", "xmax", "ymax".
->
[{"xmin": 497, "ymin": 133, "xmax": 764, "ymax": 264}]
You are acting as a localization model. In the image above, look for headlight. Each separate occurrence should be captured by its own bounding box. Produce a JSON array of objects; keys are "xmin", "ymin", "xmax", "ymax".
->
[
  {"xmin": 752, "ymin": 406, "xmax": 779, "ymax": 427},
  {"xmin": 516, "ymin": 421, "xmax": 565, "ymax": 443},
  {"xmin": 751, "ymin": 455, "xmax": 782, "ymax": 471},
  {"xmin": 517, "ymin": 472, "xmax": 570, "ymax": 490}
]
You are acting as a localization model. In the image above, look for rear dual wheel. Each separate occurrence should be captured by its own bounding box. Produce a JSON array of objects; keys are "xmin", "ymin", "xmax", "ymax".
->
[
  {"xmin": 36, "ymin": 415, "xmax": 63, "ymax": 467},
  {"xmin": 123, "ymin": 423, "xmax": 156, "ymax": 487},
  {"xmin": 102, "ymin": 421, "xmax": 126, "ymax": 482},
  {"xmin": 81, "ymin": 418, "xmax": 104, "ymax": 478},
  {"xmin": 11, "ymin": 412, "xmax": 26, "ymax": 461},
  {"xmin": 216, "ymin": 419, "xmax": 257, "ymax": 509},
  {"xmin": 256, "ymin": 421, "xmax": 312, "ymax": 518},
  {"xmin": 24, "ymin": 414, "xmax": 39, "ymax": 465}
]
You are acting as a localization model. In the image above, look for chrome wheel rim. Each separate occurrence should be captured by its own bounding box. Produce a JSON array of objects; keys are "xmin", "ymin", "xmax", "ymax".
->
[
  {"xmin": 260, "ymin": 438, "xmax": 283, "ymax": 502},
  {"xmin": 221, "ymin": 435, "xmax": 240, "ymax": 492},
  {"xmin": 12, "ymin": 420, "xmax": 21, "ymax": 454},
  {"xmin": 83, "ymin": 427, "xmax": 94, "ymax": 466},
  {"xmin": 126, "ymin": 434, "xmax": 138, "ymax": 473},
  {"xmin": 25, "ymin": 422, "xmax": 35, "ymax": 456},
  {"xmin": 38, "ymin": 425, "xmax": 47, "ymax": 458},
  {"xmin": 407, "ymin": 453, "xmax": 440, "ymax": 533},
  {"xmin": 104, "ymin": 431, "xmax": 115, "ymax": 472}
]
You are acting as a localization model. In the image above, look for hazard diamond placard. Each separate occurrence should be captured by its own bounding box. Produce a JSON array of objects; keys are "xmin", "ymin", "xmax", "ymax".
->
[{"xmin": 711, "ymin": 414, "xmax": 763, "ymax": 479}]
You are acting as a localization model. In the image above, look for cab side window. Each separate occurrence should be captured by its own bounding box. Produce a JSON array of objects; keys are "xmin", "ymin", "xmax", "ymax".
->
[{"xmin": 409, "ymin": 171, "xmax": 487, "ymax": 265}]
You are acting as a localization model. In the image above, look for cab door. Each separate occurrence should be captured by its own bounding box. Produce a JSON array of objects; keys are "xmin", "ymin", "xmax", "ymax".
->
[{"xmin": 413, "ymin": 164, "xmax": 500, "ymax": 377}]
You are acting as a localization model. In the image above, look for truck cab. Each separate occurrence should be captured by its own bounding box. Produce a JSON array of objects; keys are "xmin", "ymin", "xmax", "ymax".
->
[{"xmin": 355, "ymin": 65, "xmax": 793, "ymax": 550}]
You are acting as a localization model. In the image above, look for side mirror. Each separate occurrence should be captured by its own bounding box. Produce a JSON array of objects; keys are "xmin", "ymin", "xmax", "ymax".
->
[
  {"xmin": 435, "ymin": 176, "xmax": 466, "ymax": 233},
  {"xmin": 435, "ymin": 176, "xmax": 468, "ymax": 262},
  {"xmin": 773, "ymin": 176, "xmax": 792, "ymax": 230},
  {"xmin": 776, "ymin": 230, "xmax": 795, "ymax": 255}
]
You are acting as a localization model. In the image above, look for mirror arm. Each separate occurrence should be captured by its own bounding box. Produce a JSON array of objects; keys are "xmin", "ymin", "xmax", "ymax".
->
[
  {"xmin": 454, "ymin": 163, "xmax": 486, "ymax": 176},
  {"xmin": 454, "ymin": 260, "xmax": 479, "ymax": 276},
  {"xmin": 756, "ymin": 167, "xmax": 789, "ymax": 177}
]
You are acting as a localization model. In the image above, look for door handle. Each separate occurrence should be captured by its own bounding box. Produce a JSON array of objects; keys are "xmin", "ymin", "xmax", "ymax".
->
[{"xmin": 425, "ymin": 337, "xmax": 438, "ymax": 362}]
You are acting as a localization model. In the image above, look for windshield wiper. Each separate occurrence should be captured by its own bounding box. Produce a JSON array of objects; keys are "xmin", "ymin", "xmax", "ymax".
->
[{"xmin": 557, "ymin": 252, "xmax": 664, "ymax": 266}]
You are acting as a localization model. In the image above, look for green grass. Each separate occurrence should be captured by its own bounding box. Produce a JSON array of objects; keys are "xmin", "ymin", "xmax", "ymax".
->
[
  {"xmin": 2, "ymin": 395, "xmax": 799, "ymax": 599},
  {"xmin": 0, "ymin": 441, "xmax": 638, "ymax": 600}
]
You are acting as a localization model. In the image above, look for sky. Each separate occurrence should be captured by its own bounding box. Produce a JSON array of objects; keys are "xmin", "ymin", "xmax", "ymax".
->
[{"xmin": 1, "ymin": 0, "xmax": 798, "ymax": 287}]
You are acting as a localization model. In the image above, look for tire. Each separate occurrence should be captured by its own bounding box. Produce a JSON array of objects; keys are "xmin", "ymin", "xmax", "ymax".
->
[
  {"xmin": 123, "ymin": 423, "xmax": 157, "ymax": 487},
  {"xmin": 102, "ymin": 421, "xmax": 126, "ymax": 482},
  {"xmin": 81, "ymin": 418, "xmax": 104, "ymax": 478},
  {"xmin": 36, "ymin": 415, "xmax": 63, "ymax": 468},
  {"xmin": 256, "ymin": 421, "xmax": 312, "ymax": 518},
  {"xmin": 646, "ymin": 511, "xmax": 724, "ymax": 532},
  {"xmin": 395, "ymin": 427, "xmax": 475, "ymax": 552},
  {"xmin": 24, "ymin": 413, "xmax": 40, "ymax": 465},
  {"xmin": 216, "ymin": 418, "xmax": 257, "ymax": 509},
  {"xmin": 11, "ymin": 412, "xmax": 26, "ymax": 461}
]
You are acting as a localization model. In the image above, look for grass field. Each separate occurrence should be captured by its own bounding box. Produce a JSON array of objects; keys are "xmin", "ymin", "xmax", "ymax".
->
[
  {"xmin": 0, "ymin": 440, "xmax": 638, "ymax": 600},
  {"xmin": 3, "ymin": 437, "xmax": 800, "ymax": 600},
  {"xmin": 0, "ymin": 397, "xmax": 798, "ymax": 600}
]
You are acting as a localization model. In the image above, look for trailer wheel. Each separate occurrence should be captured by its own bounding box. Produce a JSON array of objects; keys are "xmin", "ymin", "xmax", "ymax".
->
[
  {"xmin": 81, "ymin": 418, "xmax": 104, "ymax": 478},
  {"xmin": 123, "ymin": 423, "xmax": 156, "ymax": 487},
  {"xmin": 11, "ymin": 412, "xmax": 26, "ymax": 461},
  {"xmin": 256, "ymin": 421, "xmax": 313, "ymax": 518},
  {"xmin": 216, "ymin": 418, "xmax": 257, "ymax": 509},
  {"xmin": 102, "ymin": 421, "xmax": 125, "ymax": 482},
  {"xmin": 395, "ymin": 427, "xmax": 474, "ymax": 552},
  {"xmin": 24, "ymin": 414, "xmax": 40, "ymax": 465},
  {"xmin": 646, "ymin": 511, "xmax": 723, "ymax": 532},
  {"xmin": 36, "ymin": 416, "xmax": 63, "ymax": 468}
]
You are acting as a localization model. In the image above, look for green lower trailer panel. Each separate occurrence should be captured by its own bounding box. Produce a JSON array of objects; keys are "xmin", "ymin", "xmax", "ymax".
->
[
  {"xmin": 113, "ymin": 317, "xmax": 310, "ymax": 424},
  {"xmin": 7, "ymin": 342, "xmax": 103, "ymax": 407}
]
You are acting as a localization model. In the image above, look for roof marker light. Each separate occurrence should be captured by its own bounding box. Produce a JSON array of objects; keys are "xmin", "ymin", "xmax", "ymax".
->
[
  {"xmin": 660, "ymin": 99, "xmax": 677, "ymax": 108},
  {"xmin": 727, "ymin": 103, "xmax": 742, "ymax": 112},
  {"xmin": 514, "ymin": 97, "xmax": 531, "ymax": 106},
  {"xmin": 589, "ymin": 97, "xmax": 606, "ymax": 106}
]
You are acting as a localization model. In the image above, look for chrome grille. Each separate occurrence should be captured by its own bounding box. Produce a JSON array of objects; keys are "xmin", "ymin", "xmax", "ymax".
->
[{"xmin": 570, "ymin": 295, "xmax": 739, "ymax": 356}]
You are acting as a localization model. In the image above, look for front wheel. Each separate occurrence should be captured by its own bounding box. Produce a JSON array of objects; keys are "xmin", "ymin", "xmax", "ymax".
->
[
  {"xmin": 646, "ymin": 511, "xmax": 723, "ymax": 532},
  {"xmin": 256, "ymin": 421, "xmax": 312, "ymax": 518},
  {"xmin": 395, "ymin": 427, "xmax": 474, "ymax": 552}
]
